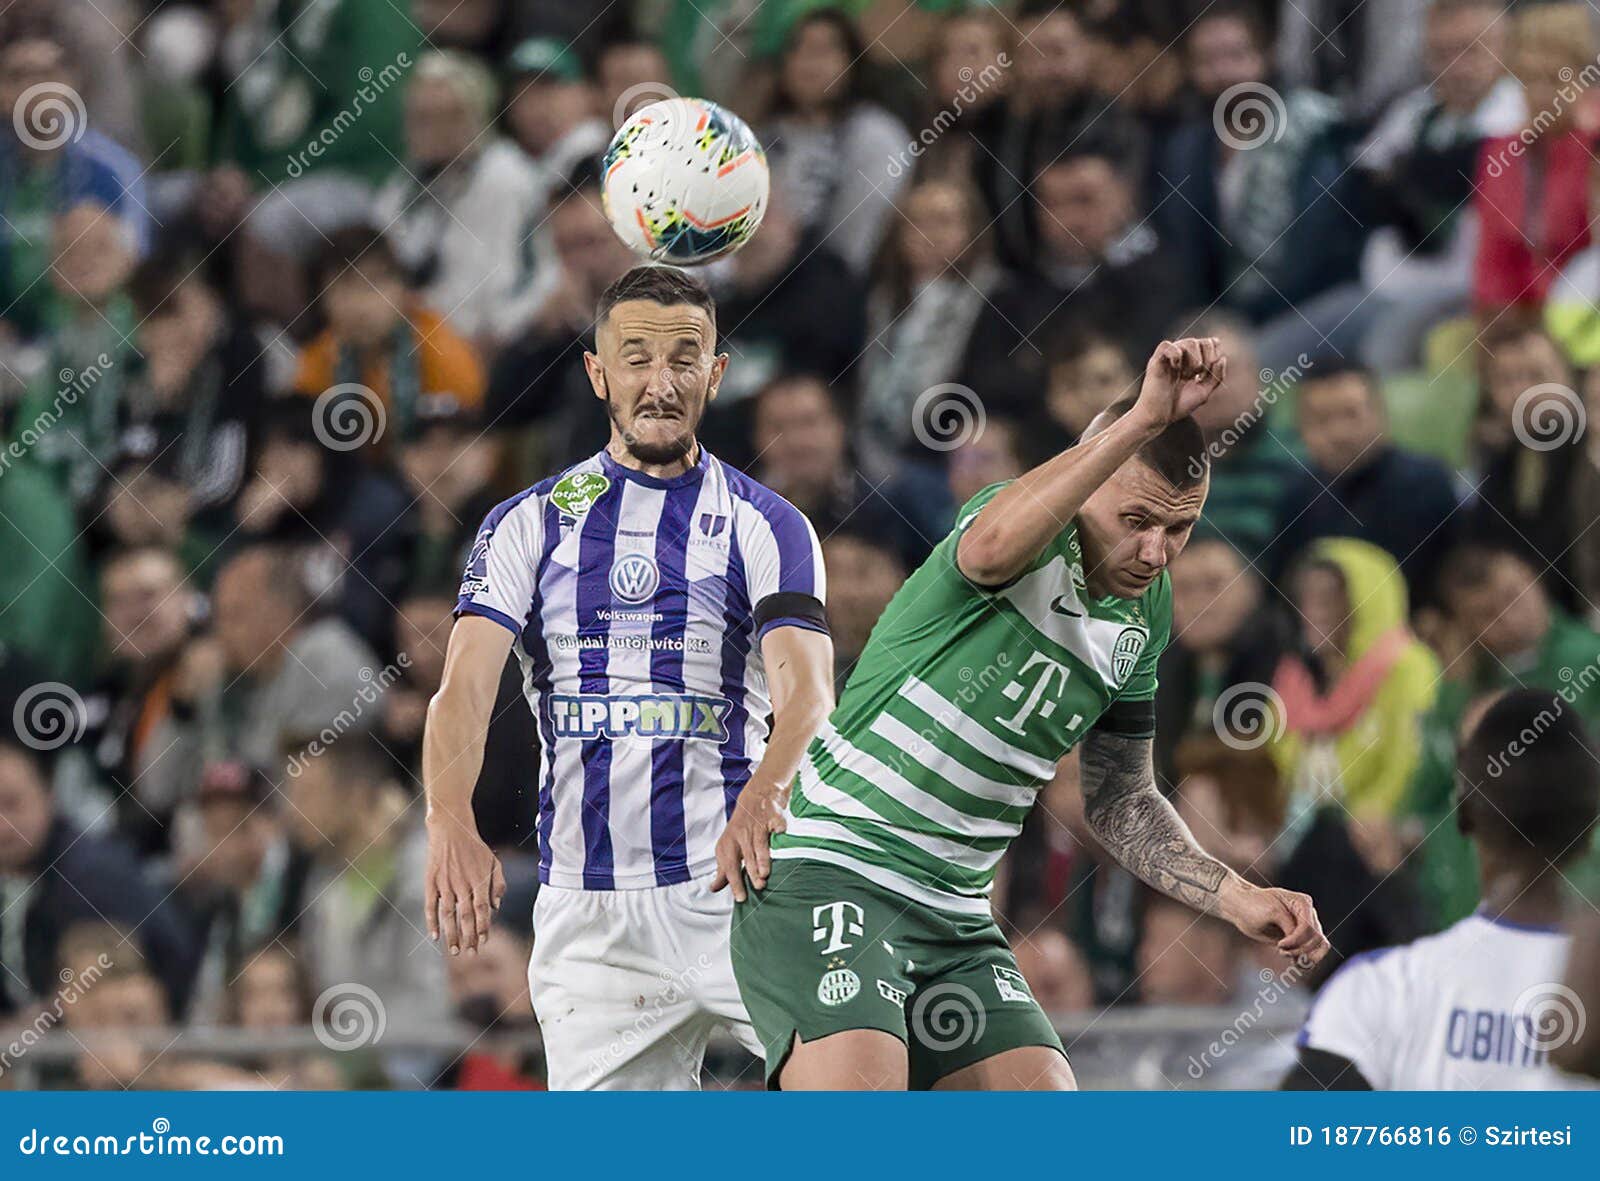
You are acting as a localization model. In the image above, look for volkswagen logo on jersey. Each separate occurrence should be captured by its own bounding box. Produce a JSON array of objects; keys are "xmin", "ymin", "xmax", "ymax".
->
[
  {"xmin": 609, "ymin": 553, "xmax": 660, "ymax": 603},
  {"xmin": 1112, "ymin": 626, "xmax": 1147, "ymax": 686}
]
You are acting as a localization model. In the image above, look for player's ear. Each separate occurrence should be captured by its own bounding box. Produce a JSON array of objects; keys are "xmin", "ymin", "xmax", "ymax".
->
[
  {"xmin": 707, "ymin": 353, "xmax": 730, "ymax": 403},
  {"xmin": 583, "ymin": 351, "xmax": 608, "ymax": 402}
]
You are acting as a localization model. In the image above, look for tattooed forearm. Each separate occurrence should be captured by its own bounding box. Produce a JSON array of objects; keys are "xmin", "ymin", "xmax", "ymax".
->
[{"xmin": 1078, "ymin": 730, "xmax": 1230, "ymax": 914}]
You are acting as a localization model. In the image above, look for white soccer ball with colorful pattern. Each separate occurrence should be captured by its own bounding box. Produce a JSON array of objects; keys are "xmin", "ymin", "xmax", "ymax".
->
[{"xmin": 601, "ymin": 97, "xmax": 769, "ymax": 265}]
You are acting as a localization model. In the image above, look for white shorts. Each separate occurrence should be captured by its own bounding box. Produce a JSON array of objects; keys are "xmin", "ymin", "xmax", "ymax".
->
[{"xmin": 529, "ymin": 875, "xmax": 763, "ymax": 1090}]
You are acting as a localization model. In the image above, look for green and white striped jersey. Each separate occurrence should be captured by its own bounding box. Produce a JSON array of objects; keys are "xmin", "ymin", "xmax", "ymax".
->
[{"xmin": 771, "ymin": 483, "xmax": 1171, "ymax": 914}]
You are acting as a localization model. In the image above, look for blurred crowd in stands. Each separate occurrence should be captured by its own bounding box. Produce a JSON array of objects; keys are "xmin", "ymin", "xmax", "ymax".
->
[{"xmin": 2, "ymin": 0, "xmax": 1600, "ymax": 1089}]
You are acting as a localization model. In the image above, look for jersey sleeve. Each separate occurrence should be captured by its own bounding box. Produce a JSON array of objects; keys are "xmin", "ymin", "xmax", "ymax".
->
[
  {"xmin": 1296, "ymin": 950, "xmax": 1402, "ymax": 1089},
  {"xmin": 741, "ymin": 495, "xmax": 828, "ymax": 641},
  {"xmin": 949, "ymin": 481, "xmax": 1083, "ymax": 588},
  {"xmin": 455, "ymin": 492, "xmax": 543, "ymax": 638}
]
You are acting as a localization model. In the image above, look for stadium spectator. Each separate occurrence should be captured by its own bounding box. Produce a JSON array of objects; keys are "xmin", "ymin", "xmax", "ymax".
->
[
  {"xmin": 947, "ymin": 416, "xmax": 1027, "ymax": 509},
  {"xmin": 1137, "ymin": 897, "xmax": 1239, "ymax": 1006},
  {"xmin": 1268, "ymin": 364, "xmax": 1461, "ymax": 605},
  {"xmin": 170, "ymin": 545, "xmax": 383, "ymax": 784},
  {"xmin": 594, "ymin": 35, "xmax": 675, "ymax": 128},
  {"xmin": 283, "ymin": 737, "xmax": 447, "ymax": 1056},
  {"xmin": 1572, "ymin": 363, "xmax": 1600, "ymax": 617},
  {"xmin": 1158, "ymin": 3, "xmax": 1364, "ymax": 329},
  {"xmin": 760, "ymin": 9, "xmax": 911, "ymax": 276},
  {"xmin": 0, "ymin": 744, "xmax": 200, "ymax": 1019},
  {"xmin": 15, "ymin": 202, "xmax": 139, "ymax": 510},
  {"xmin": 126, "ymin": 253, "xmax": 267, "ymax": 502},
  {"xmin": 1275, "ymin": 0, "xmax": 1426, "ymax": 123},
  {"xmin": 1342, "ymin": 0, "xmax": 1522, "ymax": 371},
  {"xmin": 173, "ymin": 762, "xmax": 297, "ymax": 1027},
  {"xmin": 372, "ymin": 51, "xmax": 544, "ymax": 347},
  {"xmin": 973, "ymin": 1, "xmax": 1140, "ymax": 271},
  {"xmin": 1472, "ymin": 4, "xmax": 1600, "ymax": 313},
  {"xmin": 436, "ymin": 919, "xmax": 542, "ymax": 1090},
  {"xmin": 1157, "ymin": 538, "xmax": 1292, "ymax": 788},
  {"xmin": 67, "ymin": 547, "xmax": 202, "ymax": 854},
  {"xmin": 753, "ymin": 375, "xmax": 948, "ymax": 570},
  {"xmin": 0, "ymin": 22, "xmax": 149, "ymax": 342},
  {"xmin": 500, "ymin": 38, "xmax": 607, "ymax": 185},
  {"xmin": 1270, "ymin": 539, "xmax": 1439, "ymax": 822},
  {"xmin": 1008, "ymin": 929, "xmax": 1095, "ymax": 1015},
  {"xmin": 292, "ymin": 228, "xmax": 486, "ymax": 460},
  {"xmin": 820, "ymin": 531, "xmax": 907, "ymax": 690},
  {"xmin": 905, "ymin": 6, "xmax": 1011, "ymax": 186},
  {"xmin": 1024, "ymin": 137, "xmax": 1194, "ymax": 363},
  {"xmin": 395, "ymin": 400, "xmax": 501, "ymax": 593},
  {"xmin": 705, "ymin": 191, "xmax": 865, "ymax": 440},
  {"xmin": 1035, "ymin": 327, "xmax": 1139, "ymax": 455},
  {"xmin": 487, "ymin": 177, "xmax": 635, "ymax": 461},
  {"xmin": 858, "ymin": 177, "xmax": 1017, "ymax": 472},
  {"xmin": 1463, "ymin": 323, "xmax": 1581, "ymax": 602},
  {"xmin": 1179, "ymin": 313, "xmax": 1301, "ymax": 566},
  {"xmin": 227, "ymin": 941, "xmax": 345, "ymax": 1090}
]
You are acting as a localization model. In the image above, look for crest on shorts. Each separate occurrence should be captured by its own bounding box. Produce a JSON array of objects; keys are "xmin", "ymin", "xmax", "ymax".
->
[
  {"xmin": 550, "ymin": 471, "xmax": 610, "ymax": 517},
  {"xmin": 817, "ymin": 968, "xmax": 861, "ymax": 1007},
  {"xmin": 1112, "ymin": 626, "xmax": 1146, "ymax": 686}
]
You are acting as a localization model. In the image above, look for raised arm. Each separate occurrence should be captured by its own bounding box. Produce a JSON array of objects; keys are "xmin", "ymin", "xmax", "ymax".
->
[
  {"xmin": 957, "ymin": 338, "xmax": 1225, "ymax": 586},
  {"xmin": 713, "ymin": 625, "xmax": 835, "ymax": 901},
  {"xmin": 1078, "ymin": 729, "xmax": 1330, "ymax": 962},
  {"xmin": 423, "ymin": 614, "xmax": 512, "ymax": 956}
]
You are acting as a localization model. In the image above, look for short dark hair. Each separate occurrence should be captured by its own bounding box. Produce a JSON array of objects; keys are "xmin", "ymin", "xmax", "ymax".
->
[
  {"xmin": 128, "ymin": 250, "xmax": 209, "ymax": 320},
  {"xmin": 1458, "ymin": 690, "xmax": 1600, "ymax": 866},
  {"xmin": 1187, "ymin": 0, "xmax": 1269, "ymax": 51},
  {"xmin": 311, "ymin": 227, "xmax": 405, "ymax": 294},
  {"xmin": 1090, "ymin": 396, "xmax": 1210, "ymax": 489},
  {"xmin": 1297, "ymin": 361, "xmax": 1383, "ymax": 408},
  {"xmin": 596, "ymin": 264, "xmax": 717, "ymax": 331},
  {"xmin": 1437, "ymin": 542, "xmax": 1533, "ymax": 601}
]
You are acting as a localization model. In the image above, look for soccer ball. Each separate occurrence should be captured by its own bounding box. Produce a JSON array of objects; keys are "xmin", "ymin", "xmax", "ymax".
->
[{"xmin": 601, "ymin": 97, "xmax": 769, "ymax": 266}]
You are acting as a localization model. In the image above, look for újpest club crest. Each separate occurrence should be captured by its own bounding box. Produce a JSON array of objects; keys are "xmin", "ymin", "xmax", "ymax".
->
[
  {"xmin": 1112, "ymin": 626, "xmax": 1147, "ymax": 686},
  {"xmin": 550, "ymin": 471, "xmax": 610, "ymax": 517}
]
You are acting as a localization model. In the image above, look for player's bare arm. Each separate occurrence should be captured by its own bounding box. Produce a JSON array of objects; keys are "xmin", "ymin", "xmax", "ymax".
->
[
  {"xmin": 713, "ymin": 626, "xmax": 834, "ymax": 902},
  {"xmin": 957, "ymin": 337, "xmax": 1225, "ymax": 587},
  {"xmin": 422, "ymin": 614, "xmax": 510, "ymax": 956},
  {"xmin": 1079, "ymin": 729, "xmax": 1329, "ymax": 962}
]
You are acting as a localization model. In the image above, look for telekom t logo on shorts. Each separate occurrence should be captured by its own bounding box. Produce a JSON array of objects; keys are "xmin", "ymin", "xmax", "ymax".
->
[
  {"xmin": 812, "ymin": 901, "xmax": 865, "ymax": 955},
  {"xmin": 994, "ymin": 653, "xmax": 1072, "ymax": 735}
]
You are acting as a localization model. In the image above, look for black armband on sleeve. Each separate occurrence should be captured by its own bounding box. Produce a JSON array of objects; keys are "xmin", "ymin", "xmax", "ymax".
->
[
  {"xmin": 753, "ymin": 592, "xmax": 829, "ymax": 640},
  {"xmin": 1093, "ymin": 698, "xmax": 1155, "ymax": 739},
  {"xmin": 1281, "ymin": 1047, "xmax": 1374, "ymax": 1091}
]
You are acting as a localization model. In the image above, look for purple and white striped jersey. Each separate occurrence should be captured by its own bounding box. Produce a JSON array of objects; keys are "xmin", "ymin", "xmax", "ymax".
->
[{"xmin": 455, "ymin": 448, "xmax": 827, "ymax": 890}]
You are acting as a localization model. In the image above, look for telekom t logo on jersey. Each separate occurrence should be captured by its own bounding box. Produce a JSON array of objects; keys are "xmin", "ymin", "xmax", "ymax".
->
[
  {"xmin": 812, "ymin": 901, "xmax": 865, "ymax": 955},
  {"xmin": 994, "ymin": 653, "xmax": 1072, "ymax": 735}
]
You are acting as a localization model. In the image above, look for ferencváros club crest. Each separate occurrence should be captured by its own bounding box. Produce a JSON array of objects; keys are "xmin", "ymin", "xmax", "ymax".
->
[{"xmin": 1112, "ymin": 626, "xmax": 1146, "ymax": 686}]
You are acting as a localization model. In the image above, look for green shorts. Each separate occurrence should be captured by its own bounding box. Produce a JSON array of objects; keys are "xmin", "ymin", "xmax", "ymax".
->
[{"xmin": 730, "ymin": 859, "xmax": 1065, "ymax": 1089}]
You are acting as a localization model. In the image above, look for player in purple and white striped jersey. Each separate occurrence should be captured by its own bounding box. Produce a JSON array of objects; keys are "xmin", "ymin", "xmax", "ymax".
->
[{"xmin": 422, "ymin": 266, "xmax": 835, "ymax": 1090}]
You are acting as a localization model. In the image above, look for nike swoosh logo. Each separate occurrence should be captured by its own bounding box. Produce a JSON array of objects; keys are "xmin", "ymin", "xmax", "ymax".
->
[{"xmin": 1049, "ymin": 594, "xmax": 1083, "ymax": 618}]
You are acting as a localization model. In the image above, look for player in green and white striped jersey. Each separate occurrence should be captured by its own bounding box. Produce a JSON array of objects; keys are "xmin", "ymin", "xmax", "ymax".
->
[{"xmin": 727, "ymin": 338, "xmax": 1329, "ymax": 1090}]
